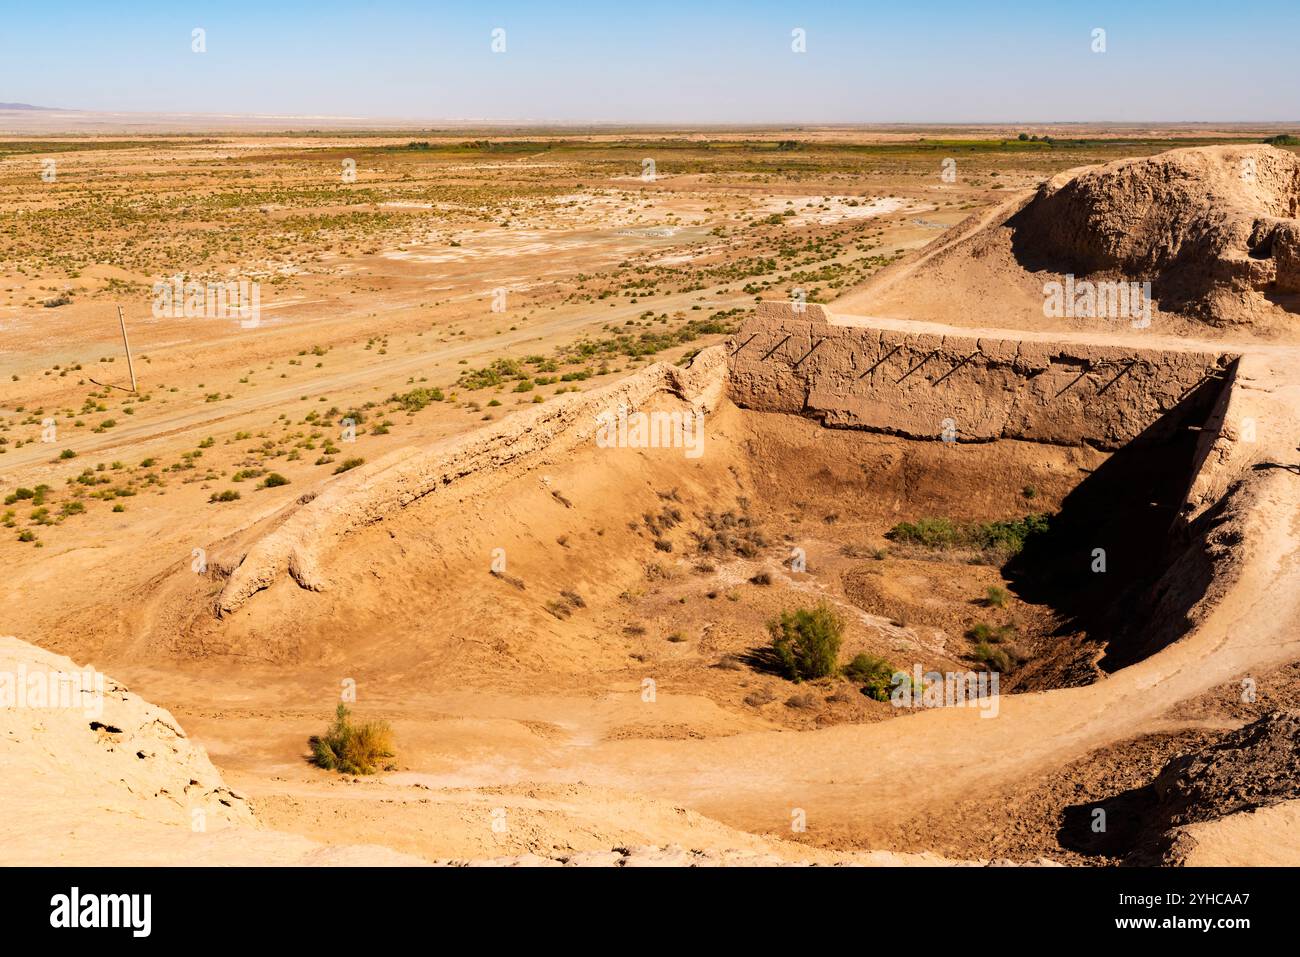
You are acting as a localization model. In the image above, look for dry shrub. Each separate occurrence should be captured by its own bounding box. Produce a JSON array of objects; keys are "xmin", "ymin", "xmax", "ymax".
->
[
  {"xmin": 490, "ymin": 569, "xmax": 526, "ymax": 590},
  {"xmin": 644, "ymin": 505, "xmax": 684, "ymax": 537},
  {"xmin": 310, "ymin": 704, "xmax": 395, "ymax": 775},
  {"xmin": 692, "ymin": 508, "xmax": 767, "ymax": 558},
  {"xmin": 743, "ymin": 687, "xmax": 777, "ymax": 707}
]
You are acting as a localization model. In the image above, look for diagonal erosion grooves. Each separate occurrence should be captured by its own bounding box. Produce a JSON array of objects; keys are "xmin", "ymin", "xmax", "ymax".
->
[{"xmin": 215, "ymin": 345, "xmax": 728, "ymax": 616}]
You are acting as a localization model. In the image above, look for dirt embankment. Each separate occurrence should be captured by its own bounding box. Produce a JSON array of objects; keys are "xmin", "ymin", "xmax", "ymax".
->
[
  {"xmin": 1059, "ymin": 711, "xmax": 1300, "ymax": 865},
  {"xmin": 3, "ymin": 634, "xmax": 1034, "ymax": 867},
  {"xmin": 37, "ymin": 299, "xmax": 1297, "ymax": 866},
  {"xmin": 212, "ymin": 347, "xmax": 728, "ymax": 616}
]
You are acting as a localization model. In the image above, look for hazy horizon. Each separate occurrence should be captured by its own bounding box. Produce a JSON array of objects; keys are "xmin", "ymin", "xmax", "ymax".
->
[{"xmin": 5, "ymin": 0, "xmax": 1300, "ymax": 125}]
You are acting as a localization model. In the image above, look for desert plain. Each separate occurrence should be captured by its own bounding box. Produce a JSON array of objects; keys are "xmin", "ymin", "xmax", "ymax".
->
[{"xmin": 2, "ymin": 118, "xmax": 1299, "ymax": 867}]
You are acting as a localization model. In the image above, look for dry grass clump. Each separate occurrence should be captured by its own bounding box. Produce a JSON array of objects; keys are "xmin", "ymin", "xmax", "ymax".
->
[
  {"xmin": 984, "ymin": 585, "xmax": 1010, "ymax": 608},
  {"xmin": 692, "ymin": 507, "xmax": 767, "ymax": 558},
  {"xmin": 310, "ymin": 704, "xmax": 395, "ymax": 775},
  {"xmin": 643, "ymin": 504, "xmax": 684, "ymax": 536},
  {"xmin": 966, "ymin": 622, "xmax": 1026, "ymax": 672},
  {"xmin": 743, "ymin": 687, "xmax": 777, "ymax": 707},
  {"xmin": 490, "ymin": 568, "xmax": 526, "ymax": 590},
  {"xmin": 545, "ymin": 589, "xmax": 586, "ymax": 619}
]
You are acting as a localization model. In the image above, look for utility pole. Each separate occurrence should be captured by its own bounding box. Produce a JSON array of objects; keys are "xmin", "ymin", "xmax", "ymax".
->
[{"xmin": 117, "ymin": 305, "xmax": 138, "ymax": 393}]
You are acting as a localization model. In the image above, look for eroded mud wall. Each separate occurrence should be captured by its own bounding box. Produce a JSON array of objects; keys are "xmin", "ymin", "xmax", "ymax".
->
[{"xmin": 726, "ymin": 305, "xmax": 1236, "ymax": 450}]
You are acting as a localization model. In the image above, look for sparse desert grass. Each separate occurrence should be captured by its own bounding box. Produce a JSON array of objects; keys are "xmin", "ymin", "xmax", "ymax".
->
[
  {"xmin": 489, "ymin": 568, "xmax": 526, "ymax": 590},
  {"xmin": 693, "ymin": 507, "xmax": 766, "ymax": 558},
  {"xmin": 309, "ymin": 703, "xmax": 395, "ymax": 775},
  {"xmin": 545, "ymin": 589, "xmax": 586, "ymax": 619},
  {"xmin": 966, "ymin": 621, "xmax": 1016, "ymax": 643},
  {"xmin": 743, "ymin": 687, "xmax": 777, "ymax": 707},
  {"xmin": 973, "ymin": 642, "xmax": 1017, "ymax": 673}
]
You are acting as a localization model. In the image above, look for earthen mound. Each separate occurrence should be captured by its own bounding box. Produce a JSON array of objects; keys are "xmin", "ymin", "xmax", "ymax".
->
[
  {"xmin": 836, "ymin": 145, "xmax": 1300, "ymax": 335},
  {"xmin": 1009, "ymin": 145, "xmax": 1300, "ymax": 321},
  {"xmin": 1150, "ymin": 710, "xmax": 1300, "ymax": 831}
]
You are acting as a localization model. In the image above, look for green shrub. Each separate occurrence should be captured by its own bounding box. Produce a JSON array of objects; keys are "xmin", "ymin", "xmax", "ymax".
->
[
  {"xmin": 966, "ymin": 621, "xmax": 1016, "ymax": 643},
  {"xmin": 333, "ymin": 457, "xmax": 364, "ymax": 474},
  {"xmin": 309, "ymin": 703, "xmax": 395, "ymax": 775},
  {"xmin": 985, "ymin": 586, "xmax": 1010, "ymax": 608},
  {"xmin": 843, "ymin": 652, "xmax": 896, "ymax": 701},
  {"xmin": 261, "ymin": 473, "xmax": 290, "ymax": 488},
  {"xmin": 389, "ymin": 387, "xmax": 444, "ymax": 412},
  {"xmin": 887, "ymin": 514, "xmax": 1049, "ymax": 556},
  {"xmin": 209, "ymin": 489, "xmax": 240, "ymax": 503},
  {"xmin": 768, "ymin": 602, "xmax": 844, "ymax": 682},
  {"xmin": 973, "ymin": 642, "xmax": 1013, "ymax": 672},
  {"xmin": 885, "ymin": 516, "xmax": 958, "ymax": 548}
]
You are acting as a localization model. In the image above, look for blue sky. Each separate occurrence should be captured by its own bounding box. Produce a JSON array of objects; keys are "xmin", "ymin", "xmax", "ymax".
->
[{"xmin": 3, "ymin": 1, "xmax": 1297, "ymax": 122}]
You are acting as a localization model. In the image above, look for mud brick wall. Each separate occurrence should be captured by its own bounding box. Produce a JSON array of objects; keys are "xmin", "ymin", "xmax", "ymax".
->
[{"xmin": 726, "ymin": 304, "xmax": 1236, "ymax": 449}]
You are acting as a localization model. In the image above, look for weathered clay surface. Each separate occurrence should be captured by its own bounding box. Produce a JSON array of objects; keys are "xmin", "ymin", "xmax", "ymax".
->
[
  {"xmin": 1009, "ymin": 145, "xmax": 1300, "ymax": 320},
  {"xmin": 0, "ymin": 634, "xmax": 252, "ymax": 834},
  {"xmin": 727, "ymin": 304, "xmax": 1236, "ymax": 450},
  {"xmin": 837, "ymin": 145, "xmax": 1300, "ymax": 333}
]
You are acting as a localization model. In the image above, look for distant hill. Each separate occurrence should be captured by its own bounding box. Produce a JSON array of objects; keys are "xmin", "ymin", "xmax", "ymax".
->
[{"xmin": 0, "ymin": 102, "xmax": 65, "ymax": 111}]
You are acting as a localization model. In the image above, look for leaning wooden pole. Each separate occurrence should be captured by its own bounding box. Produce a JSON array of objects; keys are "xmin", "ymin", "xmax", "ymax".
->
[{"xmin": 117, "ymin": 305, "xmax": 138, "ymax": 393}]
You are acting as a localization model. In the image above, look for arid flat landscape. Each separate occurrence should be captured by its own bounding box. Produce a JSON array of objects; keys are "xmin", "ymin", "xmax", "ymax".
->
[{"xmin": 3, "ymin": 116, "xmax": 1299, "ymax": 880}]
